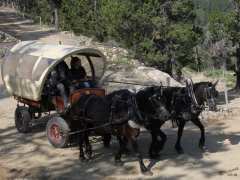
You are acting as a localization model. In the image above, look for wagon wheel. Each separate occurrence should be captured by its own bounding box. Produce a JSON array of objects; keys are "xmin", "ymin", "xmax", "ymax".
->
[
  {"xmin": 15, "ymin": 106, "xmax": 31, "ymax": 133},
  {"xmin": 46, "ymin": 116, "xmax": 70, "ymax": 148}
]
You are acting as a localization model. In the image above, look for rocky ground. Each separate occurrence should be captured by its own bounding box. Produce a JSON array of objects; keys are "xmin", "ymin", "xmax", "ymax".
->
[{"xmin": 1, "ymin": 6, "xmax": 240, "ymax": 180}]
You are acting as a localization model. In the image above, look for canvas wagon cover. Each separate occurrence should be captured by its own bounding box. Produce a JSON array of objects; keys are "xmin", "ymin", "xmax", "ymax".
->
[{"xmin": 1, "ymin": 41, "xmax": 106, "ymax": 101}]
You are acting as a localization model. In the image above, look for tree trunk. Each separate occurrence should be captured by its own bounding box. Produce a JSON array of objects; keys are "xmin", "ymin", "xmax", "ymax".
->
[
  {"xmin": 235, "ymin": 46, "xmax": 240, "ymax": 89},
  {"xmin": 54, "ymin": 7, "xmax": 59, "ymax": 31},
  {"xmin": 93, "ymin": 0, "xmax": 97, "ymax": 12},
  {"xmin": 165, "ymin": 59, "xmax": 173, "ymax": 76}
]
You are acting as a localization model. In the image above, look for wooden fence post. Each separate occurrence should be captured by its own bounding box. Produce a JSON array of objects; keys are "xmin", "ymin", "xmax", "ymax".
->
[
  {"xmin": 39, "ymin": 16, "xmax": 42, "ymax": 27},
  {"xmin": 223, "ymin": 60, "xmax": 229, "ymax": 111}
]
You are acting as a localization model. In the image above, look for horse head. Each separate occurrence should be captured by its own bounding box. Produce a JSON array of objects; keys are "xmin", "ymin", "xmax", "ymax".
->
[
  {"xmin": 149, "ymin": 87, "xmax": 171, "ymax": 121},
  {"xmin": 206, "ymin": 80, "xmax": 219, "ymax": 111},
  {"xmin": 194, "ymin": 81, "xmax": 219, "ymax": 111}
]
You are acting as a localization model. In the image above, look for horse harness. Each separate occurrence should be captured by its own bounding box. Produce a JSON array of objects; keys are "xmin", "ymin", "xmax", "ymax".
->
[
  {"xmin": 204, "ymin": 86, "xmax": 217, "ymax": 110},
  {"xmin": 69, "ymin": 93, "xmax": 139, "ymax": 135}
]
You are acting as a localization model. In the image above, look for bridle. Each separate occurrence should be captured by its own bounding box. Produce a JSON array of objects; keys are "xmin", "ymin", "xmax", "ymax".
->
[
  {"xmin": 203, "ymin": 85, "xmax": 217, "ymax": 110},
  {"xmin": 185, "ymin": 79, "xmax": 204, "ymax": 113}
]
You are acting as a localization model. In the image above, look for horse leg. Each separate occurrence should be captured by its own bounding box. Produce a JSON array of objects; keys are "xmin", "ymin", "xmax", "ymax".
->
[
  {"xmin": 148, "ymin": 120, "xmax": 166, "ymax": 158},
  {"xmin": 84, "ymin": 132, "xmax": 93, "ymax": 160},
  {"xmin": 157, "ymin": 129, "xmax": 167, "ymax": 152},
  {"xmin": 149, "ymin": 131, "xmax": 160, "ymax": 159},
  {"xmin": 191, "ymin": 117, "xmax": 205, "ymax": 150},
  {"xmin": 102, "ymin": 134, "xmax": 111, "ymax": 148},
  {"xmin": 115, "ymin": 135, "xmax": 125, "ymax": 166},
  {"xmin": 131, "ymin": 136, "xmax": 152, "ymax": 175},
  {"xmin": 122, "ymin": 136, "xmax": 131, "ymax": 154},
  {"xmin": 79, "ymin": 133, "xmax": 86, "ymax": 161},
  {"xmin": 175, "ymin": 119, "xmax": 185, "ymax": 154}
]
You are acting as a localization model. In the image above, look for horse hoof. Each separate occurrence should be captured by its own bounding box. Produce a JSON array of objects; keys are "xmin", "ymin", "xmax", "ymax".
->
[
  {"xmin": 142, "ymin": 170, "xmax": 153, "ymax": 176},
  {"xmin": 86, "ymin": 154, "xmax": 93, "ymax": 160},
  {"xmin": 199, "ymin": 145, "xmax": 207, "ymax": 152},
  {"xmin": 79, "ymin": 157, "xmax": 87, "ymax": 162},
  {"xmin": 115, "ymin": 160, "xmax": 124, "ymax": 166},
  {"xmin": 87, "ymin": 157, "xmax": 94, "ymax": 162}
]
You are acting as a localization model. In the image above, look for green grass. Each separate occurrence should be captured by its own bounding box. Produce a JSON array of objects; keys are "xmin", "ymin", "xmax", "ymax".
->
[
  {"xmin": 204, "ymin": 69, "xmax": 235, "ymax": 88},
  {"xmin": 182, "ymin": 67, "xmax": 196, "ymax": 73}
]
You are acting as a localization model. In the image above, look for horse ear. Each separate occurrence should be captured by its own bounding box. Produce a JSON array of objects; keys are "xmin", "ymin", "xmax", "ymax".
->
[{"xmin": 213, "ymin": 80, "xmax": 219, "ymax": 87}]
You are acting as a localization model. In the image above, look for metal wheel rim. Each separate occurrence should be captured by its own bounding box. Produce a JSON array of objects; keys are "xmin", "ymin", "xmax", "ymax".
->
[{"xmin": 49, "ymin": 124, "xmax": 63, "ymax": 144}]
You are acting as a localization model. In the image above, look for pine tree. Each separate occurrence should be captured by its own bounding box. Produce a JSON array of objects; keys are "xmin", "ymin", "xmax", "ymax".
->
[
  {"xmin": 3, "ymin": 0, "xmax": 202, "ymax": 74},
  {"xmin": 99, "ymin": 0, "xmax": 202, "ymax": 73},
  {"xmin": 226, "ymin": 0, "xmax": 240, "ymax": 89}
]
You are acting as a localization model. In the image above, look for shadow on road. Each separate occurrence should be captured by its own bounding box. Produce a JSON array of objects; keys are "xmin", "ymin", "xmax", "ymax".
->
[{"xmin": 1, "ymin": 117, "xmax": 240, "ymax": 179}]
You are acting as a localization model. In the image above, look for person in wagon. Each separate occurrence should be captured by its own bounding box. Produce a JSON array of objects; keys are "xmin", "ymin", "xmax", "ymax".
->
[
  {"xmin": 44, "ymin": 61, "xmax": 71, "ymax": 111},
  {"xmin": 69, "ymin": 56, "xmax": 91, "ymax": 92}
]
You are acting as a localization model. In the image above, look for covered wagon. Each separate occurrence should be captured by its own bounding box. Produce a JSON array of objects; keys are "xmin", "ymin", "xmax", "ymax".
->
[{"xmin": 1, "ymin": 41, "xmax": 109, "ymax": 147}]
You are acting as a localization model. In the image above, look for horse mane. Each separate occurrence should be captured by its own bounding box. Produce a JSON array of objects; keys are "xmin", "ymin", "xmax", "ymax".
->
[{"xmin": 193, "ymin": 81, "xmax": 212, "ymax": 89}]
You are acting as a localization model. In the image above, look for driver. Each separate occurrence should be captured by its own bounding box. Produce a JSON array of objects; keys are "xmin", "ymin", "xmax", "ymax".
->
[
  {"xmin": 44, "ymin": 61, "xmax": 70, "ymax": 112},
  {"xmin": 70, "ymin": 56, "xmax": 90, "ymax": 92},
  {"xmin": 70, "ymin": 56, "xmax": 87, "ymax": 81}
]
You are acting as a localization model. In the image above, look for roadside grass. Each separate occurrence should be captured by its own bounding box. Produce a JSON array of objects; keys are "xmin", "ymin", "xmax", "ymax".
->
[
  {"xmin": 182, "ymin": 67, "xmax": 235, "ymax": 88},
  {"xmin": 204, "ymin": 69, "xmax": 235, "ymax": 88}
]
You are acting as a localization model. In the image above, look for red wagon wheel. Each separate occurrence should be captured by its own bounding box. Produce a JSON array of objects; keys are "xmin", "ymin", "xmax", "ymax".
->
[
  {"xmin": 49, "ymin": 124, "xmax": 62, "ymax": 144},
  {"xmin": 46, "ymin": 116, "xmax": 70, "ymax": 148}
]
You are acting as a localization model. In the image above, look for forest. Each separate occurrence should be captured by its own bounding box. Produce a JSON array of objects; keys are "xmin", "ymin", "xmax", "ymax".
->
[{"xmin": 1, "ymin": 0, "xmax": 240, "ymax": 88}]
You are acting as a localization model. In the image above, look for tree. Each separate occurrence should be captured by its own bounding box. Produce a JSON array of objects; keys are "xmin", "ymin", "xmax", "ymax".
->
[
  {"xmin": 99, "ymin": 0, "xmax": 202, "ymax": 74},
  {"xmin": 224, "ymin": 0, "xmax": 240, "ymax": 89},
  {"xmin": 49, "ymin": 0, "xmax": 62, "ymax": 30},
  {"xmin": 208, "ymin": 11, "xmax": 230, "ymax": 69},
  {"xmin": 4, "ymin": 0, "xmax": 202, "ymax": 75},
  {"xmin": 59, "ymin": 0, "xmax": 99, "ymax": 37},
  {"xmin": 207, "ymin": 1, "xmax": 240, "ymax": 89}
]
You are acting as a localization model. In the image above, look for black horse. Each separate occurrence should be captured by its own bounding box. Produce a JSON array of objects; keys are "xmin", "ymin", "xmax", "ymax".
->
[
  {"xmin": 133, "ymin": 86, "xmax": 171, "ymax": 158},
  {"xmin": 150, "ymin": 81, "xmax": 219, "ymax": 155},
  {"xmin": 123, "ymin": 81, "xmax": 219, "ymax": 158},
  {"xmin": 172, "ymin": 81, "xmax": 219, "ymax": 154},
  {"xmin": 68, "ymin": 89, "xmax": 169, "ymax": 175},
  {"xmin": 67, "ymin": 94, "xmax": 110, "ymax": 161}
]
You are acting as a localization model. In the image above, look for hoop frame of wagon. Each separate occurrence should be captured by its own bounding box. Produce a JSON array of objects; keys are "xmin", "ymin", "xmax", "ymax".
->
[{"xmin": 1, "ymin": 41, "xmax": 108, "ymax": 148}]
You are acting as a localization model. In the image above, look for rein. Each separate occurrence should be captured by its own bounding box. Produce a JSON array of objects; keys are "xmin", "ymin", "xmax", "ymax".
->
[
  {"xmin": 203, "ymin": 86, "xmax": 216, "ymax": 110},
  {"xmin": 186, "ymin": 78, "xmax": 199, "ymax": 108},
  {"xmin": 131, "ymin": 94, "xmax": 145, "ymax": 124},
  {"xmin": 69, "ymin": 95, "xmax": 131, "ymax": 136}
]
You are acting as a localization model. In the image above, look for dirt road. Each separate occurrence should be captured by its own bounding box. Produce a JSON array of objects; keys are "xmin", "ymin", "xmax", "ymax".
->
[{"xmin": 1, "ymin": 6, "xmax": 240, "ymax": 180}]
